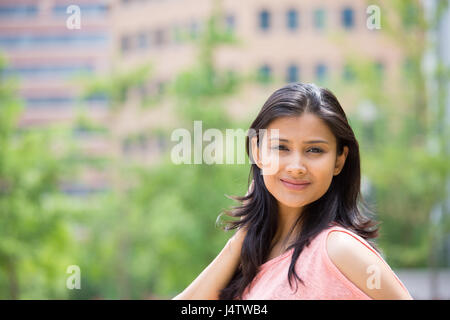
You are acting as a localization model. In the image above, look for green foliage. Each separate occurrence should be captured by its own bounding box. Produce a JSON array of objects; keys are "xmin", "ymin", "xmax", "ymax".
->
[
  {"xmin": 75, "ymin": 62, "xmax": 153, "ymax": 110},
  {"xmin": 0, "ymin": 56, "xmax": 77, "ymax": 299},
  {"xmin": 2, "ymin": 0, "xmax": 447, "ymax": 300},
  {"xmin": 336, "ymin": 0, "xmax": 450, "ymax": 268},
  {"xmin": 170, "ymin": 5, "xmax": 242, "ymax": 130},
  {"xmin": 66, "ymin": 2, "xmax": 249, "ymax": 299}
]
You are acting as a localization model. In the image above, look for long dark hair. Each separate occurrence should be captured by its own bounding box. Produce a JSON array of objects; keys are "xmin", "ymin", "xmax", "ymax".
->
[{"xmin": 217, "ymin": 82, "xmax": 379, "ymax": 300}]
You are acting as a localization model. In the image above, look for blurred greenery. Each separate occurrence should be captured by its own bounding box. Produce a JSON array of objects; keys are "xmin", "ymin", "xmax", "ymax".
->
[
  {"xmin": 337, "ymin": 0, "xmax": 450, "ymax": 268},
  {"xmin": 67, "ymin": 4, "xmax": 249, "ymax": 299},
  {"xmin": 0, "ymin": 0, "xmax": 449, "ymax": 300},
  {"xmin": 0, "ymin": 55, "xmax": 81, "ymax": 299}
]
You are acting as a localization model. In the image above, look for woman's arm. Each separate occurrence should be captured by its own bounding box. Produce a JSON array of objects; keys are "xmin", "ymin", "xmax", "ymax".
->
[
  {"xmin": 326, "ymin": 231, "xmax": 413, "ymax": 299},
  {"xmin": 172, "ymin": 180, "xmax": 254, "ymax": 300},
  {"xmin": 172, "ymin": 227, "xmax": 246, "ymax": 300}
]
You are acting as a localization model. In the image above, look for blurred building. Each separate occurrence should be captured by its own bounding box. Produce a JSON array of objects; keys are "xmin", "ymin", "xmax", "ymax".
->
[
  {"xmin": 395, "ymin": 269, "xmax": 450, "ymax": 300},
  {"xmin": 0, "ymin": 0, "xmax": 113, "ymax": 194},
  {"xmin": 115, "ymin": 0, "xmax": 403, "ymax": 124},
  {"xmin": 0, "ymin": 0, "xmax": 405, "ymax": 192},
  {"xmin": 0, "ymin": 0, "xmax": 112, "ymax": 125}
]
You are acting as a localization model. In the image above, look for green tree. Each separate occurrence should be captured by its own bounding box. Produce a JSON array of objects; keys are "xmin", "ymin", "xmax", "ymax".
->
[
  {"xmin": 332, "ymin": 0, "xmax": 450, "ymax": 269},
  {"xmin": 0, "ymin": 56, "xmax": 76, "ymax": 299},
  {"xmin": 68, "ymin": 0, "xmax": 250, "ymax": 299}
]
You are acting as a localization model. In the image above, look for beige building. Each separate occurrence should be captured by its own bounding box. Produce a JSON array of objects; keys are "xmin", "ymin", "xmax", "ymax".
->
[
  {"xmin": 112, "ymin": 0, "xmax": 403, "ymax": 134},
  {"xmin": 0, "ymin": 0, "xmax": 404, "ymax": 193},
  {"xmin": 0, "ymin": 0, "xmax": 114, "ymax": 193}
]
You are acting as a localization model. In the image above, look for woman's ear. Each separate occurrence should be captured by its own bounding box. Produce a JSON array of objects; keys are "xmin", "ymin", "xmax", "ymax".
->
[
  {"xmin": 333, "ymin": 146, "xmax": 349, "ymax": 176},
  {"xmin": 250, "ymin": 136, "xmax": 263, "ymax": 169}
]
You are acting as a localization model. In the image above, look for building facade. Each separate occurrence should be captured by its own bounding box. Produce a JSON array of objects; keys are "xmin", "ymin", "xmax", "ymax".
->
[{"xmin": 0, "ymin": 0, "xmax": 404, "ymax": 192}]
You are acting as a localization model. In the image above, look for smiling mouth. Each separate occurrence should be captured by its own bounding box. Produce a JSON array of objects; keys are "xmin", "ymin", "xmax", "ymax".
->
[{"xmin": 280, "ymin": 179, "xmax": 311, "ymax": 191}]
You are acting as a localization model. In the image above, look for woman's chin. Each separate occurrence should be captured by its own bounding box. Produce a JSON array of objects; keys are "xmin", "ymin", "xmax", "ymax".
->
[{"xmin": 277, "ymin": 198, "xmax": 309, "ymax": 209}]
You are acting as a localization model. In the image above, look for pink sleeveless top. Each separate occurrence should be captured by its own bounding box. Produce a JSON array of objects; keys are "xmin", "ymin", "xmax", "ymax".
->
[{"xmin": 241, "ymin": 225, "xmax": 409, "ymax": 300}]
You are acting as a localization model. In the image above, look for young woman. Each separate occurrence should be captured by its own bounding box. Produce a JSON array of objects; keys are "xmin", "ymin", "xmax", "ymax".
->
[{"xmin": 173, "ymin": 82, "xmax": 412, "ymax": 300}]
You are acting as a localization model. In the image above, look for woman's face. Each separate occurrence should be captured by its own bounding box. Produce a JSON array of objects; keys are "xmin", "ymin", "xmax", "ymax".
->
[{"xmin": 251, "ymin": 113, "xmax": 348, "ymax": 209}]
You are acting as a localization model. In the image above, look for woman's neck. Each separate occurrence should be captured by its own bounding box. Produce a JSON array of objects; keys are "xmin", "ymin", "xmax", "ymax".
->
[{"xmin": 272, "ymin": 203, "xmax": 303, "ymax": 249}]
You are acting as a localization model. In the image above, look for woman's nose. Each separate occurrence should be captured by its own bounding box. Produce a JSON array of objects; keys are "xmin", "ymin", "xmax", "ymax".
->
[{"xmin": 286, "ymin": 153, "xmax": 307, "ymax": 175}]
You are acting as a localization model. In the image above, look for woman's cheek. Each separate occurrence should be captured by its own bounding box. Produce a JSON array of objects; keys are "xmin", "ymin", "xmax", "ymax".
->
[
  {"xmin": 260, "ymin": 151, "xmax": 282, "ymax": 175},
  {"xmin": 262, "ymin": 174, "xmax": 278, "ymax": 196},
  {"xmin": 262, "ymin": 176, "xmax": 305, "ymax": 207},
  {"xmin": 310, "ymin": 165, "xmax": 335, "ymax": 197}
]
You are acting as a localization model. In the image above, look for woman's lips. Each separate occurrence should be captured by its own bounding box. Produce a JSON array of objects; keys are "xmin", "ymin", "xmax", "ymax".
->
[{"xmin": 280, "ymin": 179, "xmax": 311, "ymax": 191}]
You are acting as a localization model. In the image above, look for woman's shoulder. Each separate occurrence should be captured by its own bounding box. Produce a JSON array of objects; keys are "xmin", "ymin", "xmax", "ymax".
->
[
  {"xmin": 322, "ymin": 224, "xmax": 374, "ymax": 247},
  {"xmin": 324, "ymin": 224, "xmax": 412, "ymax": 299},
  {"xmin": 324, "ymin": 224, "xmax": 381, "ymax": 269}
]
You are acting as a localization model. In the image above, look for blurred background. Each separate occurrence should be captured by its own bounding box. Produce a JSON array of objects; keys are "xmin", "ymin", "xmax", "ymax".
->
[{"xmin": 0, "ymin": 0, "xmax": 449, "ymax": 299}]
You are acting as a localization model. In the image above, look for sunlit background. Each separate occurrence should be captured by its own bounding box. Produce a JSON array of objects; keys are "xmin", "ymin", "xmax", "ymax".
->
[{"xmin": 0, "ymin": 0, "xmax": 449, "ymax": 299}]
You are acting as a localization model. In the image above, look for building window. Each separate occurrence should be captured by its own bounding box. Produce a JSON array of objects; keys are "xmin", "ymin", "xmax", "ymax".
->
[
  {"xmin": 189, "ymin": 21, "xmax": 200, "ymax": 39},
  {"xmin": 25, "ymin": 96, "xmax": 73, "ymax": 107},
  {"xmin": 25, "ymin": 94, "xmax": 108, "ymax": 108},
  {"xmin": 258, "ymin": 64, "xmax": 272, "ymax": 83},
  {"xmin": 137, "ymin": 32, "xmax": 149, "ymax": 49},
  {"xmin": 402, "ymin": 3, "xmax": 418, "ymax": 29},
  {"xmin": 62, "ymin": 184, "xmax": 106, "ymax": 197},
  {"xmin": 286, "ymin": 9, "xmax": 298, "ymax": 30},
  {"xmin": 0, "ymin": 4, "xmax": 38, "ymax": 18},
  {"xmin": 154, "ymin": 28, "xmax": 166, "ymax": 46},
  {"xmin": 342, "ymin": 7, "xmax": 354, "ymax": 29},
  {"xmin": 402, "ymin": 57, "xmax": 415, "ymax": 78},
  {"xmin": 0, "ymin": 34, "xmax": 109, "ymax": 49},
  {"xmin": 4, "ymin": 64, "xmax": 93, "ymax": 79},
  {"xmin": 374, "ymin": 61, "xmax": 384, "ymax": 79},
  {"xmin": 342, "ymin": 64, "xmax": 355, "ymax": 82},
  {"xmin": 172, "ymin": 25, "xmax": 183, "ymax": 44},
  {"xmin": 286, "ymin": 64, "xmax": 299, "ymax": 83},
  {"xmin": 313, "ymin": 8, "xmax": 326, "ymax": 30},
  {"xmin": 121, "ymin": 35, "xmax": 132, "ymax": 53},
  {"xmin": 259, "ymin": 10, "xmax": 270, "ymax": 31},
  {"xmin": 52, "ymin": 4, "xmax": 108, "ymax": 17},
  {"xmin": 315, "ymin": 63, "xmax": 328, "ymax": 82},
  {"xmin": 225, "ymin": 14, "xmax": 236, "ymax": 33}
]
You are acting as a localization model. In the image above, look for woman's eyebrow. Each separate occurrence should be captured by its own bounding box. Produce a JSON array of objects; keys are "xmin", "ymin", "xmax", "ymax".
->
[
  {"xmin": 304, "ymin": 140, "xmax": 329, "ymax": 144},
  {"xmin": 269, "ymin": 138, "xmax": 290, "ymax": 142},
  {"xmin": 270, "ymin": 138, "xmax": 329, "ymax": 144}
]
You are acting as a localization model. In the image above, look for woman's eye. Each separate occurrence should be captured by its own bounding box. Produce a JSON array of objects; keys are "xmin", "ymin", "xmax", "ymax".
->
[
  {"xmin": 271, "ymin": 146, "xmax": 323, "ymax": 153},
  {"xmin": 308, "ymin": 147, "xmax": 323, "ymax": 153}
]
